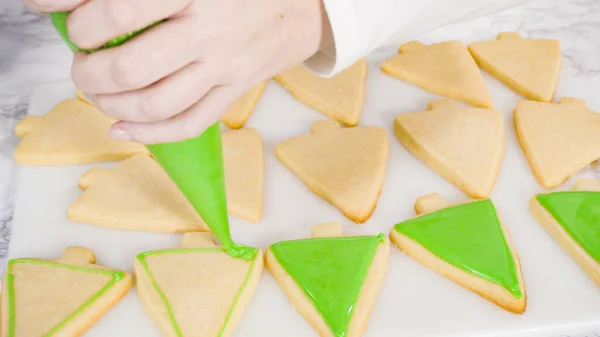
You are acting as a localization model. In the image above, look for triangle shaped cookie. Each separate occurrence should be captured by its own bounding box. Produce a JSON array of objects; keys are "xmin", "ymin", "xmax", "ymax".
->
[
  {"xmin": 222, "ymin": 128, "xmax": 264, "ymax": 222},
  {"xmin": 134, "ymin": 233, "xmax": 263, "ymax": 337},
  {"xmin": 274, "ymin": 59, "xmax": 367, "ymax": 126},
  {"xmin": 221, "ymin": 81, "xmax": 267, "ymax": 129},
  {"xmin": 1, "ymin": 247, "xmax": 131, "ymax": 336},
  {"xmin": 14, "ymin": 99, "xmax": 147, "ymax": 165},
  {"xmin": 394, "ymin": 99, "xmax": 504, "ymax": 198},
  {"xmin": 68, "ymin": 153, "xmax": 208, "ymax": 232},
  {"xmin": 514, "ymin": 97, "xmax": 600, "ymax": 188},
  {"xmin": 468, "ymin": 32, "xmax": 562, "ymax": 102},
  {"xmin": 381, "ymin": 41, "xmax": 493, "ymax": 108},
  {"xmin": 390, "ymin": 193, "xmax": 526, "ymax": 313},
  {"xmin": 275, "ymin": 121, "xmax": 389, "ymax": 223},
  {"xmin": 530, "ymin": 179, "xmax": 600, "ymax": 286},
  {"xmin": 266, "ymin": 223, "xmax": 389, "ymax": 337}
]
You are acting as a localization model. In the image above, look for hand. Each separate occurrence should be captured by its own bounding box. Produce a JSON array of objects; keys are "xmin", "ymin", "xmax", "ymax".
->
[{"xmin": 24, "ymin": 0, "xmax": 330, "ymax": 144}]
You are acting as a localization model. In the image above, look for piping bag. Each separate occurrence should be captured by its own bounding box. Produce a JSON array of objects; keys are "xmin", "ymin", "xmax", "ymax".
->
[{"xmin": 50, "ymin": 13, "xmax": 256, "ymax": 260}]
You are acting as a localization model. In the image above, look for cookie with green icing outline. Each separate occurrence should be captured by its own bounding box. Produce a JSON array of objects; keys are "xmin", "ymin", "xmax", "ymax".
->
[
  {"xmin": 1, "ymin": 247, "xmax": 131, "ymax": 336},
  {"xmin": 266, "ymin": 222, "xmax": 389, "ymax": 337},
  {"xmin": 390, "ymin": 193, "xmax": 527, "ymax": 314},
  {"xmin": 530, "ymin": 179, "xmax": 600, "ymax": 286},
  {"xmin": 134, "ymin": 233, "xmax": 263, "ymax": 337}
]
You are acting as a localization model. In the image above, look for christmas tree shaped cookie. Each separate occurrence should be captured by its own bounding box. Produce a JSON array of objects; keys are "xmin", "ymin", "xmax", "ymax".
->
[
  {"xmin": 222, "ymin": 128, "xmax": 264, "ymax": 222},
  {"xmin": 221, "ymin": 81, "xmax": 267, "ymax": 129},
  {"xmin": 394, "ymin": 99, "xmax": 504, "ymax": 198},
  {"xmin": 134, "ymin": 233, "xmax": 263, "ymax": 337},
  {"xmin": 266, "ymin": 222, "xmax": 389, "ymax": 337},
  {"xmin": 514, "ymin": 97, "xmax": 600, "ymax": 188},
  {"xmin": 14, "ymin": 99, "xmax": 146, "ymax": 165},
  {"xmin": 275, "ymin": 59, "xmax": 367, "ymax": 126},
  {"xmin": 390, "ymin": 193, "xmax": 526, "ymax": 313},
  {"xmin": 530, "ymin": 179, "xmax": 600, "ymax": 286},
  {"xmin": 275, "ymin": 121, "xmax": 389, "ymax": 223},
  {"xmin": 468, "ymin": 32, "xmax": 562, "ymax": 102},
  {"xmin": 68, "ymin": 153, "xmax": 208, "ymax": 232},
  {"xmin": 1, "ymin": 247, "xmax": 131, "ymax": 336},
  {"xmin": 381, "ymin": 40, "xmax": 493, "ymax": 108}
]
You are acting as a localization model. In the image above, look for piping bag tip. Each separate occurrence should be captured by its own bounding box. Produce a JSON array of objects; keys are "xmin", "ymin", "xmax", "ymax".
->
[{"xmin": 50, "ymin": 12, "xmax": 256, "ymax": 260}]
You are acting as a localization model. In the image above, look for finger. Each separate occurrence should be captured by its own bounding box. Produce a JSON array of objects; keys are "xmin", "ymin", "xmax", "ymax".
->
[
  {"xmin": 72, "ymin": 16, "xmax": 199, "ymax": 94},
  {"xmin": 93, "ymin": 61, "xmax": 214, "ymax": 122},
  {"xmin": 110, "ymin": 85, "xmax": 242, "ymax": 144},
  {"xmin": 67, "ymin": 0, "xmax": 192, "ymax": 50},
  {"xmin": 25, "ymin": 0, "xmax": 86, "ymax": 15}
]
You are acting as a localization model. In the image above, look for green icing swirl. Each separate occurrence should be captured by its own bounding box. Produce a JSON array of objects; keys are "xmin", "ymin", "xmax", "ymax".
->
[{"xmin": 6, "ymin": 258, "xmax": 124, "ymax": 336}]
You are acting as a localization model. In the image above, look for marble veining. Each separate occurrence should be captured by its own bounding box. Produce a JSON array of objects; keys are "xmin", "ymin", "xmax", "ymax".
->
[{"xmin": 0, "ymin": 2, "xmax": 599, "ymax": 334}]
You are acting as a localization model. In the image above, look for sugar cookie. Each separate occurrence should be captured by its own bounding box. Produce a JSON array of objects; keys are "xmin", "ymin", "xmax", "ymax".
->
[
  {"xmin": 390, "ymin": 193, "xmax": 526, "ymax": 314},
  {"xmin": 468, "ymin": 32, "xmax": 562, "ymax": 102},
  {"xmin": 381, "ymin": 41, "xmax": 493, "ymax": 108},
  {"xmin": 221, "ymin": 82, "xmax": 267, "ymax": 129},
  {"xmin": 514, "ymin": 97, "xmax": 600, "ymax": 188},
  {"xmin": 266, "ymin": 222, "xmax": 389, "ymax": 337},
  {"xmin": 1, "ymin": 247, "xmax": 131, "ymax": 336},
  {"xmin": 68, "ymin": 154, "xmax": 208, "ymax": 232},
  {"xmin": 275, "ymin": 121, "xmax": 389, "ymax": 223},
  {"xmin": 134, "ymin": 233, "xmax": 263, "ymax": 337},
  {"xmin": 394, "ymin": 99, "xmax": 504, "ymax": 198},
  {"xmin": 275, "ymin": 60, "xmax": 367, "ymax": 126},
  {"xmin": 222, "ymin": 128, "xmax": 264, "ymax": 222},
  {"xmin": 14, "ymin": 99, "xmax": 146, "ymax": 165},
  {"xmin": 530, "ymin": 179, "xmax": 600, "ymax": 286}
]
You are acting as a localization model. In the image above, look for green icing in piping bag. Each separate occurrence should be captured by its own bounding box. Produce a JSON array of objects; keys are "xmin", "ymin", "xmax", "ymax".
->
[{"xmin": 50, "ymin": 12, "xmax": 256, "ymax": 260}]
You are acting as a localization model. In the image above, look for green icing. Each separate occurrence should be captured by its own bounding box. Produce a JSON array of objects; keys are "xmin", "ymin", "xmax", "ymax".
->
[
  {"xmin": 50, "ymin": 15, "xmax": 252, "ymax": 260},
  {"xmin": 270, "ymin": 235, "xmax": 384, "ymax": 337},
  {"xmin": 6, "ymin": 258, "xmax": 124, "ymax": 336},
  {"xmin": 136, "ymin": 248, "xmax": 259, "ymax": 336},
  {"xmin": 50, "ymin": 12, "xmax": 161, "ymax": 53},
  {"xmin": 393, "ymin": 199, "xmax": 523, "ymax": 298},
  {"xmin": 536, "ymin": 191, "xmax": 600, "ymax": 263}
]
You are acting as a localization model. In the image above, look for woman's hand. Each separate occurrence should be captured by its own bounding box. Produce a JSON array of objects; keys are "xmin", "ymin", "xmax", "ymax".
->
[{"xmin": 24, "ymin": 0, "xmax": 329, "ymax": 144}]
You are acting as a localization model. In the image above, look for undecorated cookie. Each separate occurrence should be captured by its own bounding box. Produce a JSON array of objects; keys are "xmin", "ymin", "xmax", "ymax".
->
[
  {"xmin": 222, "ymin": 128, "xmax": 264, "ymax": 222},
  {"xmin": 390, "ymin": 193, "xmax": 526, "ymax": 314},
  {"xmin": 514, "ymin": 97, "xmax": 600, "ymax": 188},
  {"xmin": 468, "ymin": 32, "xmax": 562, "ymax": 102},
  {"xmin": 266, "ymin": 222, "xmax": 389, "ymax": 337},
  {"xmin": 275, "ymin": 59, "xmax": 367, "ymax": 126},
  {"xmin": 394, "ymin": 99, "xmax": 504, "ymax": 198},
  {"xmin": 134, "ymin": 233, "xmax": 263, "ymax": 337},
  {"xmin": 221, "ymin": 82, "xmax": 267, "ymax": 129},
  {"xmin": 68, "ymin": 153, "xmax": 207, "ymax": 232},
  {"xmin": 14, "ymin": 99, "xmax": 146, "ymax": 165},
  {"xmin": 530, "ymin": 179, "xmax": 600, "ymax": 286},
  {"xmin": 275, "ymin": 121, "xmax": 389, "ymax": 223},
  {"xmin": 381, "ymin": 40, "xmax": 493, "ymax": 108},
  {"xmin": 1, "ymin": 247, "xmax": 131, "ymax": 336}
]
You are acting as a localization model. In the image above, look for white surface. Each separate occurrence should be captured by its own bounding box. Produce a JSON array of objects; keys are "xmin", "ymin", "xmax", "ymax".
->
[{"xmin": 9, "ymin": 56, "xmax": 600, "ymax": 337}]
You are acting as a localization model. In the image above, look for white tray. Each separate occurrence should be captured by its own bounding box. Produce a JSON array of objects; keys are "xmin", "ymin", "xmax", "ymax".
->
[{"xmin": 9, "ymin": 54, "xmax": 600, "ymax": 337}]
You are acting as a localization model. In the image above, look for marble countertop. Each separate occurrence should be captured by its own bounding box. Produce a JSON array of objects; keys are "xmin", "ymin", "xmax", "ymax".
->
[{"xmin": 0, "ymin": 0, "xmax": 599, "ymax": 335}]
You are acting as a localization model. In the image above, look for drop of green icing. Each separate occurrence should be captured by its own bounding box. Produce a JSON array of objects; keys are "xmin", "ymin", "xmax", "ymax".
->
[
  {"xmin": 394, "ymin": 199, "xmax": 523, "ymax": 298},
  {"xmin": 537, "ymin": 191, "xmax": 600, "ymax": 263},
  {"xmin": 270, "ymin": 235, "xmax": 383, "ymax": 337},
  {"xmin": 49, "ymin": 14, "xmax": 248, "ymax": 260}
]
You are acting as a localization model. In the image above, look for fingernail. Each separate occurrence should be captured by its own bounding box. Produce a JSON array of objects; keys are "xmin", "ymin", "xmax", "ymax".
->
[{"xmin": 110, "ymin": 126, "xmax": 132, "ymax": 141}]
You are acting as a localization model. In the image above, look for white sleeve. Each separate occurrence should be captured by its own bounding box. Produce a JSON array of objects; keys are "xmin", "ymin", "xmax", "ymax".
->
[{"xmin": 304, "ymin": 0, "xmax": 532, "ymax": 77}]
